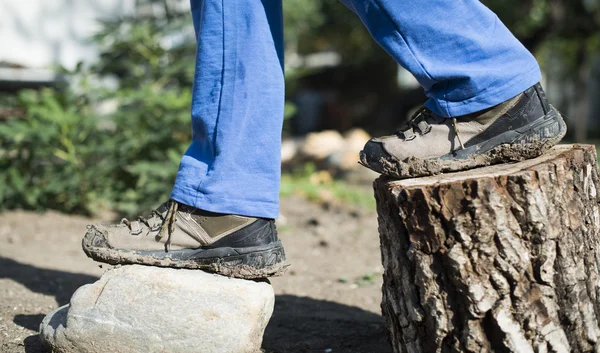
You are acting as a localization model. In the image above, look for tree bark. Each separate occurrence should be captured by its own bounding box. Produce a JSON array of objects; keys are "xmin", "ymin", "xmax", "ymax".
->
[{"xmin": 375, "ymin": 144, "xmax": 600, "ymax": 353}]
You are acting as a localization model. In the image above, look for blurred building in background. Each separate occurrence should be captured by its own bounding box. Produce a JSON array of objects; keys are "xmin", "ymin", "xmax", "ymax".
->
[
  {"xmin": 0, "ymin": 0, "xmax": 192, "ymax": 90},
  {"xmin": 0, "ymin": 1, "xmax": 136, "ymax": 70}
]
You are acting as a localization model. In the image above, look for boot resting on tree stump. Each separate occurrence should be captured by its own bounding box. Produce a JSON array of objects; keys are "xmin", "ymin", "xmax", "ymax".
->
[{"xmin": 375, "ymin": 144, "xmax": 600, "ymax": 353}]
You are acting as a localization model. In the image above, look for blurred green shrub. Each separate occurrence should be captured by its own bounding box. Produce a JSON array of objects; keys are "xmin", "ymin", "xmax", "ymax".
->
[
  {"xmin": 280, "ymin": 163, "xmax": 375, "ymax": 210},
  {"xmin": 0, "ymin": 89, "xmax": 111, "ymax": 214},
  {"xmin": 0, "ymin": 84, "xmax": 191, "ymax": 216}
]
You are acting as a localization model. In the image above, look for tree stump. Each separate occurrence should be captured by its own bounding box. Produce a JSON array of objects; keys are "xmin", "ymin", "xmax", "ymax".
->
[{"xmin": 375, "ymin": 144, "xmax": 600, "ymax": 353}]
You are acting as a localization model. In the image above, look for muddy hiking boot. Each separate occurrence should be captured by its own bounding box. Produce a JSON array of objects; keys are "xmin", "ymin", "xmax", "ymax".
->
[
  {"xmin": 360, "ymin": 83, "xmax": 567, "ymax": 179},
  {"xmin": 82, "ymin": 200, "xmax": 287, "ymax": 279}
]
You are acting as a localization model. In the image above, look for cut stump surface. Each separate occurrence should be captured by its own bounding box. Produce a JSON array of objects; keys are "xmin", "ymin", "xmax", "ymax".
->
[{"xmin": 375, "ymin": 144, "xmax": 600, "ymax": 353}]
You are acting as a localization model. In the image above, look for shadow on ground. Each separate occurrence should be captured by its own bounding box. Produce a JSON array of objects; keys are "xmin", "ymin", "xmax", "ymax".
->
[
  {"xmin": 264, "ymin": 295, "xmax": 392, "ymax": 353},
  {"xmin": 15, "ymin": 314, "xmax": 48, "ymax": 353},
  {"xmin": 0, "ymin": 257, "xmax": 99, "ymax": 353},
  {"xmin": 0, "ymin": 257, "xmax": 99, "ymax": 306},
  {"xmin": 13, "ymin": 314, "xmax": 47, "ymax": 331}
]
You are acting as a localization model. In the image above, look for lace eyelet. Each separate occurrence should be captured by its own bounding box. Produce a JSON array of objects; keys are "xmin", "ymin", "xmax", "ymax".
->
[
  {"xmin": 402, "ymin": 129, "xmax": 416, "ymax": 141},
  {"xmin": 416, "ymin": 120, "xmax": 431, "ymax": 135},
  {"xmin": 129, "ymin": 222, "xmax": 143, "ymax": 236}
]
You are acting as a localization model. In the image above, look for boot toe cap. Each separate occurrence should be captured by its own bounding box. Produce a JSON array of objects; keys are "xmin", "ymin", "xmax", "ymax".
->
[{"xmin": 360, "ymin": 140, "xmax": 393, "ymax": 174}]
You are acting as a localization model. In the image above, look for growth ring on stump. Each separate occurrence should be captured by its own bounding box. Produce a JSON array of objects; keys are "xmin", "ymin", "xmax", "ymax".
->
[{"xmin": 374, "ymin": 144, "xmax": 600, "ymax": 353}]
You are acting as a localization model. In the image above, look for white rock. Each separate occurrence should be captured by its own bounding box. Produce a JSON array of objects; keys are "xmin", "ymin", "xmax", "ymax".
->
[
  {"xmin": 325, "ymin": 128, "xmax": 371, "ymax": 171},
  {"xmin": 281, "ymin": 137, "xmax": 302, "ymax": 164},
  {"xmin": 40, "ymin": 265, "xmax": 274, "ymax": 353},
  {"xmin": 300, "ymin": 130, "xmax": 345, "ymax": 160},
  {"xmin": 342, "ymin": 128, "xmax": 371, "ymax": 152},
  {"xmin": 327, "ymin": 150, "xmax": 360, "ymax": 171}
]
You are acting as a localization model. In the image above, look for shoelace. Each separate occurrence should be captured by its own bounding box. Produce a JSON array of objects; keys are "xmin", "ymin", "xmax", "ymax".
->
[
  {"xmin": 397, "ymin": 107, "xmax": 465, "ymax": 150},
  {"xmin": 452, "ymin": 117, "xmax": 465, "ymax": 150},
  {"xmin": 121, "ymin": 200, "xmax": 179, "ymax": 252}
]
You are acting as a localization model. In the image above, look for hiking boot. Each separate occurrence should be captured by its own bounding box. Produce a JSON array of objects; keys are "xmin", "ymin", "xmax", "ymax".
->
[
  {"xmin": 82, "ymin": 200, "xmax": 287, "ymax": 279},
  {"xmin": 360, "ymin": 83, "xmax": 567, "ymax": 179}
]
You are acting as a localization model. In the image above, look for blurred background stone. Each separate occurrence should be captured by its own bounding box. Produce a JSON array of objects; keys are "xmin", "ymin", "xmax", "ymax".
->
[{"xmin": 299, "ymin": 130, "xmax": 345, "ymax": 160}]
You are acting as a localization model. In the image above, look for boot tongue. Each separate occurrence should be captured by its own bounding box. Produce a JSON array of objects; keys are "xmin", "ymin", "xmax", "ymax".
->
[
  {"xmin": 141, "ymin": 202, "xmax": 170, "ymax": 222},
  {"xmin": 154, "ymin": 202, "xmax": 170, "ymax": 215}
]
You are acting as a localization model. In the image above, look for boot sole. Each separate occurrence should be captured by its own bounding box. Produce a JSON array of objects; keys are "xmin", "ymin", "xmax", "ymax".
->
[
  {"xmin": 82, "ymin": 228, "xmax": 288, "ymax": 279},
  {"xmin": 360, "ymin": 106, "xmax": 567, "ymax": 179}
]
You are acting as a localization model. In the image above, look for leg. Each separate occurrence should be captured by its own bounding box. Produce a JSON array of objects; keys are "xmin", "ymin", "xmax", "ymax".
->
[
  {"xmin": 170, "ymin": 0, "xmax": 285, "ymax": 219},
  {"xmin": 340, "ymin": 0, "xmax": 540, "ymax": 117},
  {"xmin": 354, "ymin": 0, "xmax": 567, "ymax": 178},
  {"xmin": 83, "ymin": 0, "xmax": 287, "ymax": 278}
]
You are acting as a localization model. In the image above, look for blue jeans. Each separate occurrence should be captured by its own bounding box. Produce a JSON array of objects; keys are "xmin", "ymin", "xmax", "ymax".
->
[{"xmin": 170, "ymin": 0, "xmax": 541, "ymax": 218}]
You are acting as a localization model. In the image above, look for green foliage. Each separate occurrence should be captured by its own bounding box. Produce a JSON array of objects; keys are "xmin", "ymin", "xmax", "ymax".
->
[
  {"xmin": 283, "ymin": 0, "xmax": 325, "ymax": 48},
  {"xmin": 337, "ymin": 272, "xmax": 379, "ymax": 287},
  {"xmin": 103, "ymin": 85, "xmax": 192, "ymax": 215},
  {"xmin": 484, "ymin": 0, "xmax": 600, "ymax": 69},
  {"xmin": 0, "ymin": 82, "xmax": 192, "ymax": 215},
  {"xmin": 280, "ymin": 163, "xmax": 375, "ymax": 210},
  {"xmin": 91, "ymin": 12, "xmax": 195, "ymax": 90},
  {"xmin": 284, "ymin": 0, "xmax": 390, "ymax": 65},
  {"xmin": 0, "ymin": 89, "xmax": 111, "ymax": 213}
]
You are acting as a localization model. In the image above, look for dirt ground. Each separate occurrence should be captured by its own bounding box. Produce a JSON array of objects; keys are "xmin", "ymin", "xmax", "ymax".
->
[{"xmin": 0, "ymin": 195, "xmax": 392, "ymax": 353}]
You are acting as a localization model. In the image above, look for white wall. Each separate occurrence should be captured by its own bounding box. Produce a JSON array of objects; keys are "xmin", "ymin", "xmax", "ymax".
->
[{"xmin": 0, "ymin": 0, "xmax": 136, "ymax": 70}]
